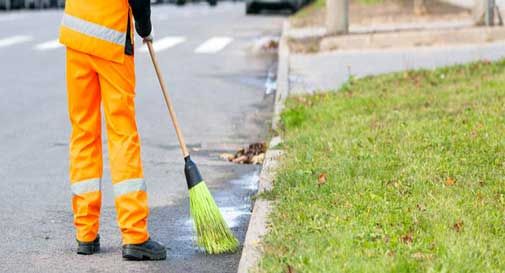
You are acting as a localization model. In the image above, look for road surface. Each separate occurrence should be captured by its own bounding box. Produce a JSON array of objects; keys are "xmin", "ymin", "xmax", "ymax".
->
[{"xmin": 0, "ymin": 3, "xmax": 283, "ymax": 272}]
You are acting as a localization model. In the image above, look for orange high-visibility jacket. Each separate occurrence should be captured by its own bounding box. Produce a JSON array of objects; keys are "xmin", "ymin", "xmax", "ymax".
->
[{"xmin": 59, "ymin": 0, "xmax": 131, "ymax": 63}]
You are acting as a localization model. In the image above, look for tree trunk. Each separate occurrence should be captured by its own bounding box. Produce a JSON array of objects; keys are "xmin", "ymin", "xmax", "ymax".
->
[
  {"xmin": 414, "ymin": 0, "xmax": 427, "ymax": 15},
  {"xmin": 326, "ymin": 0, "xmax": 349, "ymax": 35}
]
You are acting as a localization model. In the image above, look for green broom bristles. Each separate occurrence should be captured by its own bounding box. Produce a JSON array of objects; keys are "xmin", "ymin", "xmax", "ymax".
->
[{"xmin": 189, "ymin": 182, "xmax": 239, "ymax": 254}]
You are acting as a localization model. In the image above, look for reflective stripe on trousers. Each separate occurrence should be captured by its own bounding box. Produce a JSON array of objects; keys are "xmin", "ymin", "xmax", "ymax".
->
[
  {"xmin": 71, "ymin": 178, "xmax": 101, "ymax": 195},
  {"xmin": 71, "ymin": 178, "xmax": 147, "ymax": 197},
  {"xmin": 114, "ymin": 178, "xmax": 147, "ymax": 197}
]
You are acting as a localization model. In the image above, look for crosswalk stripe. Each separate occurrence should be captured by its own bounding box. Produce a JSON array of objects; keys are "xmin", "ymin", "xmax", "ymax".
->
[
  {"xmin": 0, "ymin": 35, "xmax": 33, "ymax": 48},
  {"xmin": 34, "ymin": 39, "xmax": 63, "ymax": 51},
  {"xmin": 0, "ymin": 14, "xmax": 25, "ymax": 22},
  {"xmin": 195, "ymin": 37, "xmax": 233, "ymax": 54},
  {"xmin": 139, "ymin": 36, "xmax": 186, "ymax": 53}
]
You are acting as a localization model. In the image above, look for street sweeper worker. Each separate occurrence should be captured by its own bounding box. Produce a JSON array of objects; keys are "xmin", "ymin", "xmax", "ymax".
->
[{"xmin": 59, "ymin": 0, "xmax": 166, "ymax": 260}]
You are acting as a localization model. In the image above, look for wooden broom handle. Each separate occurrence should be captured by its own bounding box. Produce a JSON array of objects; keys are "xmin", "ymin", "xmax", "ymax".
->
[{"xmin": 146, "ymin": 40, "xmax": 190, "ymax": 158}]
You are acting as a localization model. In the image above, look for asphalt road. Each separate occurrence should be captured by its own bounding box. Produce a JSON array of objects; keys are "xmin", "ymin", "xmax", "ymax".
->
[{"xmin": 0, "ymin": 3, "xmax": 283, "ymax": 272}]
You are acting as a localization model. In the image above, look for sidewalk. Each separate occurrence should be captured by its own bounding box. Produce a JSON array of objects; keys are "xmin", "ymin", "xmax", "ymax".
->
[
  {"xmin": 289, "ymin": 39, "xmax": 505, "ymax": 94},
  {"xmin": 284, "ymin": 22, "xmax": 505, "ymax": 94}
]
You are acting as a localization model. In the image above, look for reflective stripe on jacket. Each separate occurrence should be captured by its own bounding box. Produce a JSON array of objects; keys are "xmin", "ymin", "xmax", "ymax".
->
[{"xmin": 59, "ymin": 0, "xmax": 130, "ymax": 63}]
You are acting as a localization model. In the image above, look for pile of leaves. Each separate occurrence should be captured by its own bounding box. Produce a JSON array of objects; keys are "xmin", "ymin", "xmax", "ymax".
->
[{"xmin": 220, "ymin": 142, "xmax": 267, "ymax": 165}]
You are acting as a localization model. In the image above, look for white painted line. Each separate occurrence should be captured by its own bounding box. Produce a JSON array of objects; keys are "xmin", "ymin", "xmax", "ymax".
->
[
  {"xmin": 195, "ymin": 37, "xmax": 233, "ymax": 54},
  {"xmin": 34, "ymin": 39, "xmax": 63, "ymax": 51},
  {"xmin": 156, "ymin": 14, "xmax": 169, "ymax": 21},
  {"xmin": 0, "ymin": 14, "xmax": 25, "ymax": 22},
  {"xmin": 0, "ymin": 35, "xmax": 33, "ymax": 48},
  {"xmin": 139, "ymin": 36, "xmax": 186, "ymax": 53}
]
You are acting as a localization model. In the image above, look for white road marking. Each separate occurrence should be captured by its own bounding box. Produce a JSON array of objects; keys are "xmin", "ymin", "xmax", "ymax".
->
[
  {"xmin": 156, "ymin": 14, "xmax": 169, "ymax": 21},
  {"xmin": 194, "ymin": 37, "xmax": 233, "ymax": 54},
  {"xmin": 0, "ymin": 14, "xmax": 25, "ymax": 22},
  {"xmin": 34, "ymin": 39, "xmax": 63, "ymax": 51},
  {"xmin": 0, "ymin": 35, "xmax": 33, "ymax": 48},
  {"xmin": 139, "ymin": 36, "xmax": 186, "ymax": 53}
]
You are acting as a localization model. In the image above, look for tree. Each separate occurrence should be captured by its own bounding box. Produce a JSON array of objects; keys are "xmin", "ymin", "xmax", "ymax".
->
[{"xmin": 414, "ymin": 0, "xmax": 428, "ymax": 15}]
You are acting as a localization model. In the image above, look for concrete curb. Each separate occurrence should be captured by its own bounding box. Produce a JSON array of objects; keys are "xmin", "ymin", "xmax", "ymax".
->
[
  {"xmin": 237, "ymin": 21, "xmax": 291, "ymax": 273},
  {"xmin": 320, "ymin": 26, "xmax": 505, "ymax": 51},
  {"xmin": 236, "ymin": 137, "xmax": 282, "ymax": 273},
  {"xmin": 272, "ymin": 20, "xmax": 290, "ymax": 131}
]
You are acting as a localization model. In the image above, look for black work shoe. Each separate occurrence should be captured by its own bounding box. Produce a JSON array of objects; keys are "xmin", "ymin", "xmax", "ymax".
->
[
  {"xmin": 77, "ymin": 235, "xmax": 100, "ymax": 255},
  {"xmin": 122, "ymin": 238, "xmax": 167, "ymax": 261}
]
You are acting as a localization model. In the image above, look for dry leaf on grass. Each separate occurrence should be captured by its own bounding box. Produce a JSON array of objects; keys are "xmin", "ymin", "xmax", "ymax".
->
[
  {"xmin": 446, "ymin": 177, "xmax": 456, "ymax": 186},
  {"xmin": 401, "ymin": 233, "xmax": 413, "ymax": 244},
  {"xmin": 453, "ymin": 220, "xmax": 464, "ymax": 232},
  {"xmin": 411, "ymin": 252, "xmax": 432, "ymax": 260},
  {"xmin": 318, "ymin": 173, "xmax": 327, "ymax": 186}
]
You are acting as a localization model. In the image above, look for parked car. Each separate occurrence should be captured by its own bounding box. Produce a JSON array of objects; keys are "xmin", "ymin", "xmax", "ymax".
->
[
  {"xmin": 0, "ymin": 0, "xmax": 62, "ymax": 10},
  {"xmin": 49, "ymin": 0, "xmax": 64, "ymax": 8},
  {"xmin": 155, "ymin": 0, "xmax": 216, "ymax": 7},
  {"xmin": 0, "ymin": 0, "xmax": 24, "ymax": 10},
  {"xmin": 24, "ymin": 0, "xmax": 51, "ymax": 9},
  {"xmin": 245, "ymin": 0, "xmax": 309, "ymax": 14}
]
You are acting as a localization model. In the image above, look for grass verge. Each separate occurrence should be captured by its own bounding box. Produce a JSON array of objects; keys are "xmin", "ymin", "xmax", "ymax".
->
[
  {"xmin": 292, "ymin": 0, "xmax": 383, "ymax": 19},
  {"xmin": 292, "ymin": 0, "xmax": 325, "ymax": 19},
  {"xmin": 259, "ymin": 61, "xmax": 505, "ymax": 272}
]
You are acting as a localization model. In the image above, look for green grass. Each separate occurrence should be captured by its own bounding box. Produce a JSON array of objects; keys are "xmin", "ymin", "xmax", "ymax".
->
[
  {"xmin": 259, "ymin": 61, "xmax": 505, "ymax": 272},
  {"xmin": 357, "ymin": 0, "xmax": 384, "ymax": 4},
  {"xmin": 292, "ymin": 0, "xmax": 384, "ymax": 24},
  {"xmin": 292, "ymin": 0, "xmax": 325, "ymax": 19},
  {"xmin": 293, "ymin": 0, "xmax": 383, "ymax": 19}
]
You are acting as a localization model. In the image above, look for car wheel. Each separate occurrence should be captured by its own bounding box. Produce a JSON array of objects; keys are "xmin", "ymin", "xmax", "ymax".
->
[
  {"xmin": 208, "ymin": 0, "xmax": 217, "ymax": 6},
  {"xmin": 175, "ymin": 0, "xmax": 185, "ymax": 5},
  {"xmin": 289, "ymin": 2, "xmax": 301, "ymax": 14},
  {"xmin": 246, "ymin": 3, "xmax": 258, "ymax": 14}
]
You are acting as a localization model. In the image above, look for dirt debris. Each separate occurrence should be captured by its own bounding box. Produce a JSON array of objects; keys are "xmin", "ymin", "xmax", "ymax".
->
[{"xmin": 219, "ymin": 142, "xmax": 267, "ymax": 165}]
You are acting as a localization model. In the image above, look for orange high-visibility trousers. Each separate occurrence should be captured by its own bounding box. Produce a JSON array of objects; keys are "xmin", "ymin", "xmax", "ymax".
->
[{"xmin": 67, "ymin": 47, "xmax": 149, "ymax": 245}]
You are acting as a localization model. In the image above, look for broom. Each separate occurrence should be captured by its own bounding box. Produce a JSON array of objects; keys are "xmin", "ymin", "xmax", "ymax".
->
[{"xmin": 146, "ymin": 41, "xmax": 239, "ymax": 254}]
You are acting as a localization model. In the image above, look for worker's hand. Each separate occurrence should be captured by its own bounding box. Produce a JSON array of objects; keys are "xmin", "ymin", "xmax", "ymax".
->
[{"xmin": 142, "ymin": 34, "xmax": 153, "ymax": 44}]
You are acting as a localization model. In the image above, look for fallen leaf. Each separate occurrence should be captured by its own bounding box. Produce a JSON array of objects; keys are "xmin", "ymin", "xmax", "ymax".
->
[
  {"xmin": 251, "ymin": 153, "xmax": 265, "ymax": 165},
  {"xmin": 453, "ymin": 220, "xmax": 464, "ymax": 232},
  {"xmin": 219, "ymin": 153, "xmax": 235, "ymax": 161},
  {"xmin": 232, "ymin": 155, "xmax": 249, "ymax": 164},
  {"xmin": 446, "ymin": 177, "xmax": 456, "ymax": 186},
  {"xmin": 318, "ymin": 173, "xmax": 327, "ymax": 186},
  {"xmin": 411, "ymin": 252, "xmax": 432, "ymax": 260},
  {"xmin": 247, "ymin": 142, "xmax": 267, "ymax": 155},
  {"xmin": 287, "ymin": 265, "xmax": 295, "ymax": 273},
  {"xmin": 400, "ymin": 233, "xmax": 413, "ymax": 244},
  {"xmin": 411, "ymin": 252, "xmax": 424, "ymax": 260},
  {"xmin": 416, "ymin": 204, "xmax": 425, "ymax": 211},
  {"xmin": 235, "ymin": 148, "xmax": 246, "ymax": 156}
]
